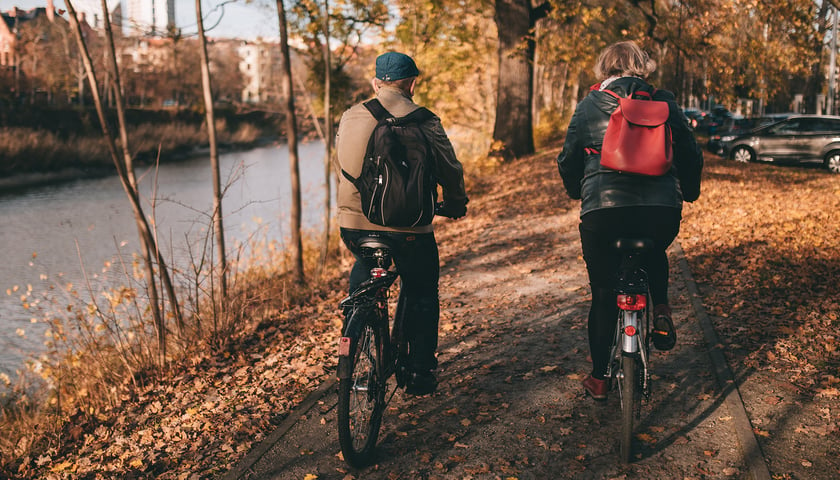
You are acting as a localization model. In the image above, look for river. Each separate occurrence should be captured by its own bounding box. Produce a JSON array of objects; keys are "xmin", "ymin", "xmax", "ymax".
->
[{"xmin": 0, "ymin": 142, "xmax": 329, "ymax": 382}]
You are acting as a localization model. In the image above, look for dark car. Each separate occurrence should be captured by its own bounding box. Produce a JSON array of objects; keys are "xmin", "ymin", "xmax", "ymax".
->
[
  {"xmin": 706, "ymin": 116, "xmax": 755, "ymax": 155},
  {"xmin": 721, "ymin": 115, "xmax": 840, "ymax": 173}
]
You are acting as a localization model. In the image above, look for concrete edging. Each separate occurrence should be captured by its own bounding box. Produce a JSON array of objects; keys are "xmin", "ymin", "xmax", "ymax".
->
[
  {"xmin": 222, "ymin": 378, "xmax": 336, "ymax": 480},
  {"xmin": 673, "ymin": 241, "xmax": 772, "ymax": 480}
]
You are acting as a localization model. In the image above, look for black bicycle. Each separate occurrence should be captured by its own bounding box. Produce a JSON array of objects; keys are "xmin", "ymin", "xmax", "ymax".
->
[
  {"xmin": 336, "ymin": 235, "xmax": 408, "ymax": 467},
  {"xmin": 606, "ymin": 238, "xmax": 654, "ymax": 463}
]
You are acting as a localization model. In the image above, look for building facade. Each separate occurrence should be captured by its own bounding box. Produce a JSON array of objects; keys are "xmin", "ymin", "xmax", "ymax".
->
[{"xmin": 123, "ymin": 0, "xmax": 174, "ymax": 37}]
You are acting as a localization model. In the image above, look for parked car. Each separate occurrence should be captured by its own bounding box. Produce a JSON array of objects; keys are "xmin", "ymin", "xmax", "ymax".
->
[
  {"xmin": 706, "ymin": 115, "xmax": 755, "ymax": 155},
  {"xmin": 721, "ymin": 114, "xmax": 840, "ymax": 173},
  {"xmin": 703, "ymin": 106, "xmax": 732, "ymax": 134},
  {"xmin": 753, "ymin": 113, "xmax": 795, "ymax": 128}
]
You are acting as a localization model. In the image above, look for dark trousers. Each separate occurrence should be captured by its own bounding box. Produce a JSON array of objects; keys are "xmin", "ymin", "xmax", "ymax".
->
[
  {"xmin": 579, "ymin": 206, "xmax": 681, "ymax": 378},
  {"xmin": 340, "ymin": 228, "xmax": 440, "ymax": 372}
]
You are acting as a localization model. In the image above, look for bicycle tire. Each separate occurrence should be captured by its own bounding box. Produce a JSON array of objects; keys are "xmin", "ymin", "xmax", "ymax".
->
[
  {"xmin": 337, "ymin": 324, "xmax": 386, "ymax": 467},
  {"xmin": 620, "ymin": 355, "xmax": 638, "ymax": 463}
]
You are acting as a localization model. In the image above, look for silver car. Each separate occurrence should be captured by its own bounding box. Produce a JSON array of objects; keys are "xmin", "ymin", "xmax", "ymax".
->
[{"xmin": 721, "ymin": 115, "xmax": 840, "ymax": 173}]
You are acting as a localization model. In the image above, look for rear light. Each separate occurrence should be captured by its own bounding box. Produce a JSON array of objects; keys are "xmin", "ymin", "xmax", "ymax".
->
[
  {"xmin": 624, "ymin": 325, "xmax": 637, "ymax": 336},
  {"xmin": 371, "ymin": 267, "xmax": 388, "ymax": 278},
  {"xmin": 616, "ymin": 294, "xmax": 647, "ymax": 311}
]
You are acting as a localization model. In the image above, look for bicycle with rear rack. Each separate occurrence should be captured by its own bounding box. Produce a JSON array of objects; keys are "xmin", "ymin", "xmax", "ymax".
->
[
  {"xmin": 606, "ymin": 237, "xmax": 655, "ymax": 463},
  {"xmin": 336, "ymin": 235, "xmax": 407, "ymax": 468}
]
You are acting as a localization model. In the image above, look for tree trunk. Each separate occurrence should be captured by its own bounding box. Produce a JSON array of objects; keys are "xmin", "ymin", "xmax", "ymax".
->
[
  {"xmin": 805, "ymin": 1, "xmax": 830, "ymax": 113},
  {"xmin": 67, "ymin": 0, "xmax": 183, "ymax": 365},
  {"xmin": 196, "ymin": 0, "xmax": 228, "ymax": 323},
  {"xmin": 276, "ymin": 0, "xmax": 305, "ymax": 284},
  {"xmin": 491, "ymin": 0, "xmax": 538, "ymax": 160},
  {"xmin": 319, "ymin": 0, "xmax": 333, "ymax": 276}
]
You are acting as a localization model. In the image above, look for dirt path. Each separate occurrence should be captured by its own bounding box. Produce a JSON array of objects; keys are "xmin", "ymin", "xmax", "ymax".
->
[{"xmin": 224, "ymin": 152, "xmax": 765, "ymax": 479}]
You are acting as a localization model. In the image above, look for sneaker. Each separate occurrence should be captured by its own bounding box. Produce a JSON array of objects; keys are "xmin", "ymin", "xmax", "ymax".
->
[
  {"xmin": 582, "ymin": 374, "xmax": 608, "ymax": 400},
  {"xmin": 405, "ymin": 370, "xmax": 437, "ymax": 396},
  {"xmin": 653, "ymin": 304, "xmax": 676, "ymax": 351}
]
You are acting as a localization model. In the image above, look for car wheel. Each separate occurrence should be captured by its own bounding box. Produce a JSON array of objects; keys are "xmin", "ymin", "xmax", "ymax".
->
[
  {"xmin": 825, "ymin": 151, "xmax": 840, "ymax": 173},
  {"xmin": 732, "ymin": 146, "xmax": 755, "ymax": 163}
]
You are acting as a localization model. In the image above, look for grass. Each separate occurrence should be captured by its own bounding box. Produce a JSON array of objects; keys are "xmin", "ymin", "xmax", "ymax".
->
[{"xmin": 0, "ymin": 221, "xmax": 344, "ymax": 477}]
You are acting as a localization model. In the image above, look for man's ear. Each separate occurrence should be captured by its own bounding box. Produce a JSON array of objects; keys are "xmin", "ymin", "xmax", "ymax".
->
[
  {"xmin": 409, "ymin": 77, "xmax": 417, "ymax": 96},
  {"xmin": 371, "ymin": 78, "xmax": 379, "ymax": 93}
]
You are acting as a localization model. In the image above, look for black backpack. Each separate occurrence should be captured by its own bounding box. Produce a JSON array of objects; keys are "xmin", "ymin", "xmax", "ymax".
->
[{"xmin": 341, "ymin": 99, "xmax": 437, "ymax": 227}]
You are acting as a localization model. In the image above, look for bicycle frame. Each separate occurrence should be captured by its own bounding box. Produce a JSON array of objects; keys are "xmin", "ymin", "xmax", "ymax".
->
[
  {"xmin": 607, "ymin": 240, "xmax": 654, "ymax": 398},
  {"xmin": 336, "ymin": 237, "xmax": 405, "ymax": 467}
]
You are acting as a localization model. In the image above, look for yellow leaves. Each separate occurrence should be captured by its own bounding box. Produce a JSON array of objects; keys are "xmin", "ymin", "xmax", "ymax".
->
[
  {"xmin": 303, "ymin": 474, "xmax": 318, "ymax": 480},
  {"xmin": 816, "ymin": 387, "xmax": 840, "ymax": 398},
  {"xmin": 50, "ymin": 460, "xmax": 75, "ymax": 472}
]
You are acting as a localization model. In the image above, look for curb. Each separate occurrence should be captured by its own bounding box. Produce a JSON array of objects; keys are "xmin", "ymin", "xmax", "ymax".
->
[
  {"xmin": 221, "ymin": 378, "xmax": 336, "ymax": 480},
  {"xmin": 673, "ymin": 242, "xmax": 772, "ymax": 480}
]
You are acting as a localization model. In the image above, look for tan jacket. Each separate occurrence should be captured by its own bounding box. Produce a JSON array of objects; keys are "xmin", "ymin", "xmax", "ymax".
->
[{"xmin": 335, "ymin": 86, "xmax": 467, "ymax": 233}]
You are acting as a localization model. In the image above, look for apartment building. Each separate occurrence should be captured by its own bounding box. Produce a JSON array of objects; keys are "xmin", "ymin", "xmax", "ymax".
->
[
  {"xmin": 238, "ymin": 40, "xmax": 285, "ymax": 105},
  {"xmin": 124, "ymin": 0, "xmax": 174, "ymax": 37}
]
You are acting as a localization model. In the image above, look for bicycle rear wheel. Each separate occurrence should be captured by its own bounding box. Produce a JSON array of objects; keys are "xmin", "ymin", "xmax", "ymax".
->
[
  {"xmin": 619, "ymin": 355, "xmax": 641, "ymax": 463},
  {"xmin": 337, "ymin": 323, "xmax": 386, "ymax": 467}
]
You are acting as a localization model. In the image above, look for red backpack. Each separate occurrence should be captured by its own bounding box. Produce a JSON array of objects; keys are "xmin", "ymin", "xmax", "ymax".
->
[{"xmin": 599, "ymin": 89, "xmax": 673, "ymax": 176}]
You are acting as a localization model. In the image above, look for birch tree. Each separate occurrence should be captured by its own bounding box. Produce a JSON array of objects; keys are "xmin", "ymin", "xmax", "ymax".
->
[
  {"xmin": 276, "ymin": 0, "xmax": 305, "ymax": 283},
  {"xmin": 195, "ymin": 0, "xmax": 229, "ymax": 320},
  {"xmin": 65, "ymin": 0, "xmax": 182, "ymax": 364}
]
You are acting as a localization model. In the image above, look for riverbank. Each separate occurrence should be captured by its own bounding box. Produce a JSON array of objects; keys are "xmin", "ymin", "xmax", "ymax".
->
[
  {"xmin": 0, "ymin": 105, "xmax": 296, "ymax": 185},
  {"xmin": 0, "ymin": 136, "xmax": 279, "ymax": 194}
]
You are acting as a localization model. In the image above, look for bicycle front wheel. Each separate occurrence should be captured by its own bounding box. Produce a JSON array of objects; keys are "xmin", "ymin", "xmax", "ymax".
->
[
  {"xmin": 619, "ymin": 355, "xmax": 640, "ymax": 463},
  {"xmin": 337, "ymin": 324, "xmax": 386, "ymax": 467}
]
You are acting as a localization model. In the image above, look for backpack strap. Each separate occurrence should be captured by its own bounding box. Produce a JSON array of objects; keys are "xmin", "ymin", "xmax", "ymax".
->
[
  {"xmin": 342, "ymin": 99, "xmax": 435, "ymax": 184},
  {"xmin": 363, "ymin": 98, "xmax": 393, "ymax": 122},
  {"xmin": 602, "ymin": 88, "xmax": 656, "ymax": 101},
  {"xmin": 363, "ymin": 98, "xmax": 435, "ymax": 125}
]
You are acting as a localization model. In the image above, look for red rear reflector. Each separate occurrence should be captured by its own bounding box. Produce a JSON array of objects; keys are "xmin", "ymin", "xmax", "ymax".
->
[
  {"xmin": 371, "ymin": 268, "xmax": 388, "ymax": 278},
  {"xmin": 624, "ymin": 325, "xmax": 637, "ymax": 336},
  {"xmin": 616, "ymin": 294, "xmax": 647, "ymax": 311},
  {"xmin": 339, "ymin": 337, "xmax": 351, "ymax": 356}
]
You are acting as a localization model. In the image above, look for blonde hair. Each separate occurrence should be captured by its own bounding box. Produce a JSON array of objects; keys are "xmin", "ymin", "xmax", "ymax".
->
[{"xmin": 594, "ymin": 41, "xmax": 657, "ymax": 79}]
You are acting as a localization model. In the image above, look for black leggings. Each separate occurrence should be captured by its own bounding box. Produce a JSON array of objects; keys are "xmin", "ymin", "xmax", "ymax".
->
[{"xmin": 579, "ymin": 206, "xmax": 681, "ymax": 378}]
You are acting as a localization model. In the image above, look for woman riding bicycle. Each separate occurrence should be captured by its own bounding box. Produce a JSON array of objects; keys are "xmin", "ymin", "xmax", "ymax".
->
[{"xmin": 556, "ymin": 41, "xmax": 704, "ymax": 400}]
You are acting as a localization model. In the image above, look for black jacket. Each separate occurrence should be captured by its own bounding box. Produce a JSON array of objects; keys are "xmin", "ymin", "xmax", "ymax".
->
[{"xmin": 556, "ymin": 76, "xmax": 703, "ymax": 217}]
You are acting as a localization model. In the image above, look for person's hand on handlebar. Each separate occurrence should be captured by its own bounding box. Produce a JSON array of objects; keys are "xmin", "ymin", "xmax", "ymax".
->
[{"xmin": 435, "ymin": 200, "xmax": 468, "ymax": 219}]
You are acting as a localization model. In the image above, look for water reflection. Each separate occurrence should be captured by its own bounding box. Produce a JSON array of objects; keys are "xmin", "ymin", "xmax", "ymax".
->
[{"xmin": 0, "ymin": 142, "xmax": 329, "ymax": 378}]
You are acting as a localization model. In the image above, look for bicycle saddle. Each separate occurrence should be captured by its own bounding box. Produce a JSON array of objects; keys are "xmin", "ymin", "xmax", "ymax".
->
[
  {"xmin": 358, "ymin": 236, "xmax": 392, "ymax": 250},
  {"xmin": 614, "ymin": 238, "xmax": 655, "ymax": 253}
]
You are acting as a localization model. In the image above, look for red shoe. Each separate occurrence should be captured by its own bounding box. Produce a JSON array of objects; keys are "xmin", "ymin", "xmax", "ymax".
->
[{"xmin": 582, "ymin": 374, "xmax": 608, "ymax": 400}]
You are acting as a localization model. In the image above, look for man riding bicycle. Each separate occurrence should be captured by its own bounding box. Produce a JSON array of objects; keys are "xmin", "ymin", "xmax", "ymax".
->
[{"xmin": 335, "ymin": 52, "xmax": 468, "ymax": 395}]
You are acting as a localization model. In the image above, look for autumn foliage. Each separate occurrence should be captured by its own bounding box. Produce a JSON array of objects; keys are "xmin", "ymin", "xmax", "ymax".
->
[{"xmin": 680, "ymin": 156, "xmax": 840, "ymax": 393}]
